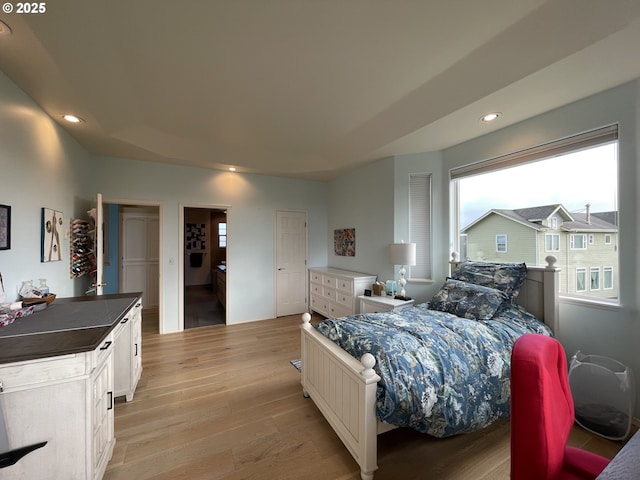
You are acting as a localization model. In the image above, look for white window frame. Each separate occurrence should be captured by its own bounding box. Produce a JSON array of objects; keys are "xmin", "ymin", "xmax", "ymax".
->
[
  {"xmin": 576, "ymin": 268, "xmax": 587, "ymax": 292},
  {"xmin": 603, "ymin": 266, "xmax": 614, "ymax": 290},
  {"xmin": 409, "ymin": 173, "xmax": 432, "ymax": 281},
  {"xmin": 590, "ymin": 267, "xmax": 600, "ymax": 290},
  {"xmin": 570, "ymin": 234, "xmax": 587, "ymax": 250},
  {"xmin": 495, "ymin": 234, "xmax": 507, "ymax": 253},
  {"xmin": 218, "ymin": 222, "xmax": 227, "ymax": 248},
  {"xmin": 549, "ymin": 217, "xmax": 558, "ymax": 229},
  {"xmin": 605, "ymin": 234, "xmax": 612, "ymax": 245},
  {"xmin": 588, "ymin": 234, "xmax": 595, "ymax": 245},
  {"xmin": 450, "ymin": 124, "xmax": 619, "ymax": 305},
  {"xmin": 545, "ymin": 234, "xmax": 560, "ymax": 252}
]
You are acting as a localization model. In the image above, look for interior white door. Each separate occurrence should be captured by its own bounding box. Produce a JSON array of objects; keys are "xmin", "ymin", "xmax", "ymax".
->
[
  {"xmin": 275, "ymin": 210, "xmax": 307, "ymax": 317},
  {"xmin": 121, "ymin": 212, "xmax": 160, "ymax": 307}
]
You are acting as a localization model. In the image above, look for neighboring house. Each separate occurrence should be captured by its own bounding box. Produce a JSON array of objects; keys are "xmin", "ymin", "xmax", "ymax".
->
[{"xmin": 461, "ymin": 204, "xmax": 619, "ymax": 300}]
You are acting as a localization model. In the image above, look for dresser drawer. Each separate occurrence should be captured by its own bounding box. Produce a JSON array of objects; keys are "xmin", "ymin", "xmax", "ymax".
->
[
  {"xmin": 310, "ymin": 271, "xmax": 323, "ymax": 284},
  {"xmin": 322, "ymin": 275, "xmax": 337, "ymax": 288},
  {"xmin": 310, "ymin": 295, "xmax": 329, "ymax": 314},
  {"xmin": 335, "ymin": 291, "xmax": 352, "ymax": 308},
  {"xmin": 329, "ymin": 303, "xmax": 351, "ymax": 318},
  {"xmin": 322, "ymin": 287, "xmax": 336, "ymax": 301},
  {"xmin": 310, "ymin": 282, "xmax": 323, "ymax": 296},
  {"xmin": 336, "ymin": 278, "xmax": 354, "ymax": 293}
]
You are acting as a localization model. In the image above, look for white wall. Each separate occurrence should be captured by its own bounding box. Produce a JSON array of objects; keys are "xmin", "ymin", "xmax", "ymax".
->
[
  {"xmin": 85, "ymin": 156, "xmax": 329, "ymax": 331},
  {"xmin": 0, "ymin": 71, "xmax": 93, "ymax": 300},
  {"xmin": 0, "ymin": 70, "xmax": 329, "ymax": 331},
  {"xmin": 327, "ymin": 157, "xmax": 395, "ymax": 283}
]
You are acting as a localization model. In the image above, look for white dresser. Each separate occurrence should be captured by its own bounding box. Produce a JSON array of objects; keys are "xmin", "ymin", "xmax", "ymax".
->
[{"xmin": 309, "ymin": 267, "xmax": 377, "ymax": 318}]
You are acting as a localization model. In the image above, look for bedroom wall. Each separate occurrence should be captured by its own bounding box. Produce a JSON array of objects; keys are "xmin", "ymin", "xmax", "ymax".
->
[
  {"xmin": 0, "ymin": 70, "xmax": 329, "ymax": 332},
  {"xmin": 327, "ymin": 157, "xmax": 395, "ymax": 285},
  {"xmin": 440, "ymin": 80, "xmax": 640, "ymax": 418},
  {"xmin": 0, "ymin": 70, "xmax": 94, "ymax": 301},
  {"xmin": 84, "ymin": 156, "xmax": 329, "ymax": 331}
]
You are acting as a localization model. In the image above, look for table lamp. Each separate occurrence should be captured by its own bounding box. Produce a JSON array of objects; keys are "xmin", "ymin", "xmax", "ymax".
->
[{"xmin": 389, "ymin": 241, "xmax": 417, "ymax": 300}]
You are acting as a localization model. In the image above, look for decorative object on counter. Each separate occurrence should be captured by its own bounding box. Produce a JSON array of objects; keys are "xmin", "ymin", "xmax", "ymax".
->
[
  {"xmin": 0, "ymin": 204, "xmax": 10, "ymax": 250},
  {"xmin": 41, "ymin": 208, "xmax": 63, "ymax": 262},
  {"xmin": 0, "ymin": 304, "xmax": 34, "ymax": 328},
  {"xmin": 385, "ymin": 280, "xmax": 397, "ymax": 296},
  {"xmin": 21, "ymin": 294, "xmax": 56, "ymax": 306},
  {"xmin": 334, "ymin": 228, "xmax": 355, "ymax": 256},
  {"xmin": 372, "ymin": 282, "xmax": 386, "ymax": 296},
  {"xmin": 69, "ymin": 218, "xmax": 93, "ymax": 278},
  {"xmin": 389, "ymin": 240, "xmax": 417, "ymax": 300}
]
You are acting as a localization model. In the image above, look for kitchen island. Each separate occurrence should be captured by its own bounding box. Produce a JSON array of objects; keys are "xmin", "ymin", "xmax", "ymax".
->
[{"xmin": 0, "ymin": 293, "xmax": 143, "ymax": 479}]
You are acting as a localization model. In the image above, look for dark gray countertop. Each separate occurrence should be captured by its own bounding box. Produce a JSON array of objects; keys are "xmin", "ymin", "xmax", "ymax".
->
[{"xmin": 0, "ymin": 293, "xmax": 142, "ymax": 364}]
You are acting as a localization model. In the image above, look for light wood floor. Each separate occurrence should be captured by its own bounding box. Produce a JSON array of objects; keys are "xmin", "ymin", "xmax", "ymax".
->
[{"xmin": 104, "ymin": 311, "xmax": 627, "ymax": 480}]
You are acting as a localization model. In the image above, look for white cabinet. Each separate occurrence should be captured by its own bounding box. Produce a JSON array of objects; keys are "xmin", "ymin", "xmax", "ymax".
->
[
  {"xmin": 114, "ymin": 299, "xmax": 143, "ymax": 401},
  {"xmin": 358, "ymin": 295, "xmax": 414, "ymax": 314},
  {"xmin": 0, "ymin": 296, "xmax": 142, "ymax": 479},
  {"xmin": 0, "ymin": 334, "xmax": 115, "ymax": 480},
  {"xmin": 309, "ymin": 267, "xmax": 376, "ymax": 318}
]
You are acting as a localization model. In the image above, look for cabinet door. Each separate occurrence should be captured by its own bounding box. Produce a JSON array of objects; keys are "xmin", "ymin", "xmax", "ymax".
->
[
  {"xmin": 92, "ymin": 352, "xmax": 114, "ymax": 480},
  {"xmin": 130, "ymin": 305, "xmax": 143, "ymax": 401},
  {"xmin": 113, "ymin": 316, "xmax": 132, "ymax": 399},
  {"xmin": 0, "ymin": 379, "xmax": 86, "ymax": 479}
]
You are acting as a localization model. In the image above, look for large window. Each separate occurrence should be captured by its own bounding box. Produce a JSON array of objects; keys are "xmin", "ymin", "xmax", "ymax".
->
[{"xmin": 453, "ymin": 125, "xmax": 618, "ymax": 303}]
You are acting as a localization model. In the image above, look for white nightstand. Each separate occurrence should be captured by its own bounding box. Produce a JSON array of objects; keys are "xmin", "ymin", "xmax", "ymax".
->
[{"xmin": 358, "ymin": 295, "xmax": 414, "ymax": 314}]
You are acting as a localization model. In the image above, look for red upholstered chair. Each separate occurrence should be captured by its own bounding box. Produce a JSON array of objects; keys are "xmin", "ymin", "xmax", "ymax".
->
[{"xmin": 510, "ymin": 333, "xmax": 610, "ymax": 480}]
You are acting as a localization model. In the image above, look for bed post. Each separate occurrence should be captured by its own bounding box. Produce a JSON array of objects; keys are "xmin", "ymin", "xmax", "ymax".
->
[{"xmin": 543, "ymin": 255, "xmax": 560, "ymax": 336}]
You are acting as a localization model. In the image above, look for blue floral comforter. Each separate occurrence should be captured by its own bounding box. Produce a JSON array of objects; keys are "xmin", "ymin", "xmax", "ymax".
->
[{"xmin": 314, "ymin": 302, "xmax": 552, "ymax": 437}]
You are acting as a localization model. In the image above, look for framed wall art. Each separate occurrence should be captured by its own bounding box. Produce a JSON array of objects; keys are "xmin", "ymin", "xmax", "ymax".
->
[
  {"xmin": 0, "ymin": 204, "xmax": 10, "ymax": 250},
  {"xmin": 42, "ymin": 207, "xmax": 64, "ymax": 262},
  {"xmin": 334, "ymin": 228, "xmax": 355, "ymax": 256}
]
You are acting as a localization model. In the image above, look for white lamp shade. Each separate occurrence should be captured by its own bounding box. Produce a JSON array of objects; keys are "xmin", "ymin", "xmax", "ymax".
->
[{"xmin": 389, "ymin": 242, "xmax": 417, "ymax": 266}]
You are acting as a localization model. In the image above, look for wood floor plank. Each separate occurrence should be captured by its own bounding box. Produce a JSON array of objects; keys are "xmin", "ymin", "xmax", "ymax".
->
[{"xmin": 105, "ymin": 311, "xmax": 627, "ymax": 479}]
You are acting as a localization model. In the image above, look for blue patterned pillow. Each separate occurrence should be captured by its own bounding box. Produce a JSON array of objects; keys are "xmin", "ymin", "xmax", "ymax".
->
[
  {"xmin": 451, "ymin": 261, "xmax": 527, "ymax": 301},
  {"xmin": 429, "ymin": 279, "xmax": 507, "ymax": 320}
]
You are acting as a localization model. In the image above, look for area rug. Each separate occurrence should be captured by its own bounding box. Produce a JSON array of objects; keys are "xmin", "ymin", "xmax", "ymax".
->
[{"xmin": 290, "ymin": 359, "xmax": 301, "ymax": 372}]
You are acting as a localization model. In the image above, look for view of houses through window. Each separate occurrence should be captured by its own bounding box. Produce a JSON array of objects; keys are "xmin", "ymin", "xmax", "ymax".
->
[{"xmin": 454, "ymin": 136, "xmax": 618, "ymax": 303}]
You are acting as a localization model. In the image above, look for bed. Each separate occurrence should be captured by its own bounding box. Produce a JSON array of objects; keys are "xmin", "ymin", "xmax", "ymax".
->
[{"xmin": 300, "ymin": 255, "xmax": 560, "ymax": 480}]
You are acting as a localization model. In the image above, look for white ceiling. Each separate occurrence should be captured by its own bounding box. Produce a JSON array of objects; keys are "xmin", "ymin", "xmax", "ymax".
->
[{"xmin": 1, "ymin": 0, "xmax": 640, "ymax": 181}]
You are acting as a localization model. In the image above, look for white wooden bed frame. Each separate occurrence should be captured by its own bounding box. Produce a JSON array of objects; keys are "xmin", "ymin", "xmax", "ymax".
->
[{"xmin": 300, "ymin": 256, "xmax": 560, "ymax": 480}]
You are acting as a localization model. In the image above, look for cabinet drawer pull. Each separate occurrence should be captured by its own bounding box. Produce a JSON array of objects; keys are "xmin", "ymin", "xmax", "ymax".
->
[
  {"xmin": 100, "ymin": 341, "xmax": 112, "ymax": 351},
  {"xmin": 120, "ymin": 317, "xmax": 129, "ymax": 324},
  {"xmin": 136, "ymin": 302, "xmax": 141, "ymax": 307},
  {"xmin": 134, "ymin": 343, "xmax": 138, "ymax": 356},
  {"xmin": 107, "ymin": 391, "xmax": 113, "ymax": 410}
]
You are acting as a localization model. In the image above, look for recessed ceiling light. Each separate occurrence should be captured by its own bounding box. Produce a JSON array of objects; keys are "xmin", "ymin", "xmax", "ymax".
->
[
  {"xmin": 480, "ymin": 112, "xmax": 501, "ymax": 123},
  {"xmin": 229, "ymin": 167, "xmax": 236, "ymax": 172},
  {"xmin": 62, "ymin": 114, "xmax": 85, "ymax": 124},
  {"xmin": 0, "ymin": 20, "xmax": 11, "ymax": 36}
]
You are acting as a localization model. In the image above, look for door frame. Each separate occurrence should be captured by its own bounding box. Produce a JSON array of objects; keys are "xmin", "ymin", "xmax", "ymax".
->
[
  {"xmin": 103, "ymin": 197, "xmax": 163, "ymax": 332},
  {"xmin": 179, "ymin": 202, "xmax": 231, "ymax": 331}
]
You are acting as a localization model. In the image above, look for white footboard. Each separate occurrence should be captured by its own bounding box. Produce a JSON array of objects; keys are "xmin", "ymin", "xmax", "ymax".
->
[{"xmin": 301, "ymin": 313, "xmax": 380, "ymax": 480}]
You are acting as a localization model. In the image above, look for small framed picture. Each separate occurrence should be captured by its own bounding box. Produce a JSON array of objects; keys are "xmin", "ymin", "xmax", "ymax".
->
[{"xmin": 0, "ymin": 204, "xmax": 10, "ymax": 250}]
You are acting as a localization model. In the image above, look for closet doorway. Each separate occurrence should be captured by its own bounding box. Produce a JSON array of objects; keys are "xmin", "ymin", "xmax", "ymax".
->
[
  {"xmin": 102, "ymin": 202, "xmax": 161, "ymax": 332},
  {"xmin": 183, "ymin": 206, "xmax": 227, "ymax": 329}
]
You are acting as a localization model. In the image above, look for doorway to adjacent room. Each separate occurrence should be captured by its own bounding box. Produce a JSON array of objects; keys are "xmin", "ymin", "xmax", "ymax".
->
[{"xmin": 183, "ymin": 206, "xmax": 227, "ymax": 329}]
